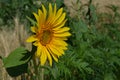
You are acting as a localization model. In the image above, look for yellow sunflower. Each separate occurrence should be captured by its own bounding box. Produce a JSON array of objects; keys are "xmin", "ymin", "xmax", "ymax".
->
[{"xmin": 26, "ymin": 3, "xmax": 71, "ymax": 66}]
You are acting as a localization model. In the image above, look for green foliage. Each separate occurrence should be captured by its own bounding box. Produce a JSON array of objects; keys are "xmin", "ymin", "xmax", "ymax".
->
[
  {"xmin": 0, "ymin": 0, "xmax": 39, "ymax": 26},
  {"xmin": 2, "ymin": 47, "xmax": 32, "ymax": 77},
  {"xmin": 6, "ymin": 63, "xmax": 28, "ymax": 77},
  {"xmin": 3, "ymin": 47, "xmax": 31, "ymax": 68}
]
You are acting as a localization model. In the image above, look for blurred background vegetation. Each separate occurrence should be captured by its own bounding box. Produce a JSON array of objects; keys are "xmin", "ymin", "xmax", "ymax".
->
[{"xmin": 0, "ymin": 0, "xmax": 120, "ymax": 80}]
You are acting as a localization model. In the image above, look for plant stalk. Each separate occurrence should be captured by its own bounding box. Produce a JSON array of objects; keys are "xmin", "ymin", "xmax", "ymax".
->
[{"xmin": 40, "ymin": 68, "xmax": 44, "ymax": 80}]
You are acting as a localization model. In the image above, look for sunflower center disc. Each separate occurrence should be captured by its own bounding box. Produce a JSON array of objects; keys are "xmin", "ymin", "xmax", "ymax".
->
[{"xmin": 40, "ymin": 30, "xmax": 52, "ymax": 46}]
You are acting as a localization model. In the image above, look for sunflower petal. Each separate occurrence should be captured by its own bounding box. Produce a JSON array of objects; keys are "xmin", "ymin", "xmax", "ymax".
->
[
  {"xmin": 42, "ymin": 4, "xmax": 47, "ymax": 21},
  {"xmin": 54, "ymin": 3, "xmax": 57, "ymax": 16},
  {"xmin": 52, "ymin": 38, "xmax": 68, "ymax": 46},
  {"xmin": 38, "ymin": 9, "xmax": 44, "ymax": 27},
  {"xmin": 54, "ymin": 27, "xmax": 70, "ymax": 33},
  {"xmin": 31, "ymin": 26, "xmax": 37, "ymax": 33},
  {"xmin": 51, "ymin": 53, "xmax": 58, "ymax": 62},
  {"xmin": 38, "ymin": 9, "xmax": 43, "ymax": 16},
  {"xmin": 47, "ymin": 45, "xmax": 58, "ymax": 63},
  {"xmin": 53, "ymin": 19, "xmax": 67, "ymax": 29},
  {"xmin": 54, "ymin": 13, "xmax": 66, "ymax": 26},
  {"xmin": 33, "ymin": 41, "xmax": 38, "ymax": 46},
  {"xmin": 48, "ymin": 3, "xmax": 53, "ymax": 18},
  {"xmin": 45, "ymin": 47, "xmax": 52, "ymax": 66},
  {"xmin": 40, "ymin": 47, "xmax": 47, "ymax": 66},
  {"xmin": 54, "ymin": 32, "xmax": 71, "ymax": 37},
  {"xmin": 36, "ymin": 43, "xmax": 42, "ymax": 57},
  {"xmin": 51, "ymin": 44, "xmax": 64, "ymax": 55},
  {"xmin": 48, "ymin": 44, "xmax": 62, "ymax": 57},
  {"xmin": 26, "ymin": 35, "xmax": 37, "ymax": 42},
  {"xmin": 54, "ymin": 8, "xmax": 63, "ymax": 21},
  {"xmin": 33, "ymin": 12, "xmax": 39, "ymax": 23}
]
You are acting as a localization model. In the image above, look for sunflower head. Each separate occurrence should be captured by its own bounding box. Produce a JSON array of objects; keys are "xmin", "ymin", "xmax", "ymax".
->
[{"xmin": 27, "ymin": 3, "xmax": 71, "ymax": 66}]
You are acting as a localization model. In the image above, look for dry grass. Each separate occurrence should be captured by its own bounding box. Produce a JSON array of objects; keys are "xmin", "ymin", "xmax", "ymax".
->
[
  {"xmin": 64, "ymin": 0, "xmax": 120, "ymax": 18},
  {"xmin": 0, "ymin": 16, "xmax": 31, "ymax": 80}
]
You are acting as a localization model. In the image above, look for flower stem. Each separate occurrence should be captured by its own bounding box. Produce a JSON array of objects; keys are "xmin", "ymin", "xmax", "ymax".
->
[
  {"xmin": 33, "ymin": 57, "xmax": 38, "ymax": 76},
  {"xmin": 40, "ymin": 68, "xmax": 44, "ymax": 80}
]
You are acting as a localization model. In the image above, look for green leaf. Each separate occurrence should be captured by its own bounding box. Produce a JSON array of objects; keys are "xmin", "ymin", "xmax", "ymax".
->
[
  {"xmin": 3, "ymin": 47, "xmax": 32, "ymax": 68},
  {"xmin": 26, "ymin": 16, "xmax": 37, "ymax": 26},
  {"xmin": 6, "ymin": 63, "xmax": 28, "ymax": 77},
  {"xmin": 73, "ymin": 20, "xmax": 88, "ymax": 33},
  {"xmin": 73, "ymin": 20, "xmax": 88, "ymax": 41},
  {"xmin": 90, "ymin": 4, "xmax": 97, "ymax": 24}
]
